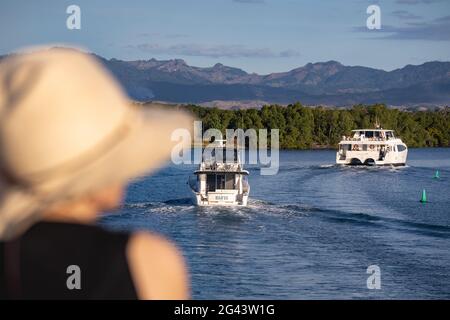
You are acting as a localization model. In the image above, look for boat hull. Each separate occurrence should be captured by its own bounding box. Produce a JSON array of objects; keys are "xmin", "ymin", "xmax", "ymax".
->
[
  {"xmin": 336, "ymin": 148, "xmax": 407, "ymax": 166},
  {"xmin": 338, "ymin": 162, "xmax": 406, "ymax": 167},
  {"xmin": 192, "ymin": 192, "xmax": 249, "ymax": 206}
]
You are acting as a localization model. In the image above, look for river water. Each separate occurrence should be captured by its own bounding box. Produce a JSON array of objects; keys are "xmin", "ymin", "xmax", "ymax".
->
[{"xmin": 101, "ymin": 148, "xmax": 450, "ymax": 299}]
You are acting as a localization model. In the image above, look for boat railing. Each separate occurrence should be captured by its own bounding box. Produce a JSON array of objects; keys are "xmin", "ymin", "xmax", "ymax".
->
[
  {"xmin": 202, "ymin": 162, "xmax": 242, "ymax": 171},
  {"xmin": 242, "ymin": 180, "xmax": 250, "ymax": 194},
  {"xmin": 341, "ymin": 136, "xmax": 397, "ymax": 142}
]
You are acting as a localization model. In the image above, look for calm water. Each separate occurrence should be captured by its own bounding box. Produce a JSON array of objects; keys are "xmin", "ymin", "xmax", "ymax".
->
[{"xmin": 101, "ymin": 148, "xmax": 450, "ymax": 299}]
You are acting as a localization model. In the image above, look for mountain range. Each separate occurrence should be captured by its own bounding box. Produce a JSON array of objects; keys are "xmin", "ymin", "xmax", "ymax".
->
[
  {"xmin": 98, "ymin": 56, "xmax": 450, "ymax": 107},
  {"xmin": 2, "ymin": 51, "xmax": 449, "ymax": 107}
]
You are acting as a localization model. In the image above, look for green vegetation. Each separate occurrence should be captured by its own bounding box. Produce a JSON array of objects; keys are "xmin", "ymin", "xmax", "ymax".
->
[{"xmin": 165, "ymin": 102, "xmax": 450, "ymax": 149}]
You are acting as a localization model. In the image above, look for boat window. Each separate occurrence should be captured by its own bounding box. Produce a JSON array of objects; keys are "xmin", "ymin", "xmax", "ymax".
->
[
  {"xmin": 225, "ymin": 174, "xmax": 235, "ymax": 189},
  {"xmin": 341, "ymin": 144, "xmax": 351, "ymax": 151},
  {"xmin": 385, "ymin": 131, "xmax": 393, "ymax": 139},
  {"xmin": 374, "ymin": 131, "xmax": 380, "ymax": 138},
  {"xmin": 352, "ymin": 144, "xmax": 361, "ymax": 151},
  {"xmin": 397, "ymin": 144, "xmax": 406, "ymax": 152},
  {"xmin": 362, "ymin": 144, "xmax": 368, "ymax": 151},
  {"xmin": 366, "ymin": 131, "xmax": 374, "ymax": 138},
  {"xmin": 207, "ymin": 174, "xmax": 216, "ymax": 191},
  {"xmin": 216, "ymin": 174, "xmax": 226, "ymax": 190}
]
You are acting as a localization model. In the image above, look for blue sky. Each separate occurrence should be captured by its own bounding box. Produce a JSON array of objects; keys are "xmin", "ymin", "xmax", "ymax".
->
[{"xmin": 1, "ymin": 0, "xmax": 449, "ymax": 73}]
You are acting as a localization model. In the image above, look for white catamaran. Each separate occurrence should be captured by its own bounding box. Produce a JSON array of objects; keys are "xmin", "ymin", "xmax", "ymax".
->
[
  {"xmin": 336, "ymin": 128, "xmax": 408, "ymax": 166},
  {"xmin": 188, "ymin": 139, "xmax": 250, "ymax": 206}
]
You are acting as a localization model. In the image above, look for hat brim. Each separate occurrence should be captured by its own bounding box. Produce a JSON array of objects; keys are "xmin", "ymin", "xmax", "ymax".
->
[
  {"xmin": 81, "ymin": 103, "xmax": 194, "ymax": 190},
  {"xmin": 0, "ymin": 103, "xmax": 194, "ymax": 240}
]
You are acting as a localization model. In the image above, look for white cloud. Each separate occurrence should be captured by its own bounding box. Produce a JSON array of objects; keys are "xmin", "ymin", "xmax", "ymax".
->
[{"xmin": 132, "ymin": 43, "xmax": 300, "ymax": 58}]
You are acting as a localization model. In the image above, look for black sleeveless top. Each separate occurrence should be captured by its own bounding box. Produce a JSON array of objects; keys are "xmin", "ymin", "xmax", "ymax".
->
[{"xmin": 0, "ymin": 221, "xmax": 138, "ymax": 299}]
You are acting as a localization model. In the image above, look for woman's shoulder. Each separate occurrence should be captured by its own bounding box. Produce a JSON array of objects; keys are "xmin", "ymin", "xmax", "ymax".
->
[{"xmin": 126, "ymin": 231, "xmax": 189, "ymax": 300}]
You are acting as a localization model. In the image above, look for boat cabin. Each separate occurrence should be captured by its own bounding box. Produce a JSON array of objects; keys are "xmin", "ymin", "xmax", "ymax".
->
[
  {"xmin": 189, "ymin": 139, "xmax": 250, "ymax": 206},
  {"xmin": 336, "ymin": 128, "xmax": 407, "ymax": 166},
  {"xmin": 345, "ymin": 129, "xmax": 395, "ymax": 141}
]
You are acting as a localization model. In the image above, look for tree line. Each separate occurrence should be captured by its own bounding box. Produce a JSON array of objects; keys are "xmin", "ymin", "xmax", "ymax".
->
[{"xmin": 149, "ymin": 102, "xmax": 450, "ymax": 149}]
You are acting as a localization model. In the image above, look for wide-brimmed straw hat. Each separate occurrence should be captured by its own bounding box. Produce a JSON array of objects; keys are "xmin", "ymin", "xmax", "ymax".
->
[{"xmin": 0, "ymin": 48, "xmax": 193, "ymax": 240}]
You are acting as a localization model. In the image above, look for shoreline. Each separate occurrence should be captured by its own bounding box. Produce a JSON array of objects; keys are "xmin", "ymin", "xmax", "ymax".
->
[{"xmin": 190, "ymin": 145, "xmax": 449, "ymax": 151}]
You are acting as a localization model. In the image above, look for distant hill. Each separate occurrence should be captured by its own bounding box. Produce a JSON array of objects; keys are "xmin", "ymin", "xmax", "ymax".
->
[
  {"xmin": 97, "ymin": 56, "xmax": 450, "ymax": 106},
  {"xmin": 2, "ymin": 50, "xmax": 449, "ymax": 106}
]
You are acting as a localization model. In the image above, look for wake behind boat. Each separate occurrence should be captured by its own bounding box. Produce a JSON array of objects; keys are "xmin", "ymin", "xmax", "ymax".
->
[
  {"xmin": 336, "ymin": 127, "xmax": 408, "ymax": 166},
  {"xmin": 188, "ymin": 139, "xmax": 250, "ymax": 206}
]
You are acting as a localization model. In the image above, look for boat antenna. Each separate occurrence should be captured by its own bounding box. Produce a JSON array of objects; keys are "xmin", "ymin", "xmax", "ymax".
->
[{"xmin": 375, "ymin": 116, "xmax": 381, "ymax": 129}]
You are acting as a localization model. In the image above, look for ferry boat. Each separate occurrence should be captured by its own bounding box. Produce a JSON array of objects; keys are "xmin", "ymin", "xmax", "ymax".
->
[
  {"xmin": 188, "ymin": 139, "xmax": 250, "ymax": 206},
  {"xmin": 336, "ymin": 128, "xmax": 408, "ymax": 166}
]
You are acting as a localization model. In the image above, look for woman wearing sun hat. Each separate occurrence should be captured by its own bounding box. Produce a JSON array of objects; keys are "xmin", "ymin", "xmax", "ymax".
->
[{"xmin": 0, "ymin": 48, "xmax": 192, "ymax": 299}]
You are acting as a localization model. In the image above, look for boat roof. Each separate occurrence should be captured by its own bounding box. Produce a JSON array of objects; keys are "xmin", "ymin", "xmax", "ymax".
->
[
  {"xmin": 338, "ymin": 140, "xmax": 394, "ymax": 144},
  {"xmin": 194, "ymin": 170, "xmax": 249, "ymax": 175},
  {"xmin": 352, "ymin": 129, "xmax": 393, "ymax": 132}
]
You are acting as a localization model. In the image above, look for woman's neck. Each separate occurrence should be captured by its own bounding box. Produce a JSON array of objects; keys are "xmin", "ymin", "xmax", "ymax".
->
[{"xmin": 42, "ymin": 201, "xmax": 98, "ymax": 224}]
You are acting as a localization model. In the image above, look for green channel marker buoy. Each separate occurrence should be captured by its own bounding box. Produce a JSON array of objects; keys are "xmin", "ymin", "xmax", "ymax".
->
[
  {"xmin": 420, "ymin": 189, "xmax": 427, "ymax": 203},
  {"xmin": 433, "ymin": 170, "xmax": 440, "ymax": 179}
]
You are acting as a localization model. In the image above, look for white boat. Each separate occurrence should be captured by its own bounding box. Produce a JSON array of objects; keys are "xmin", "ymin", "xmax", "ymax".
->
[
  {"xmin": 188, "ymin": 139, "xmax": 250, "ymax": 206},
  {"xmin": 336, "ymin": 128, "xmax": 408, "ymax": 166}
]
